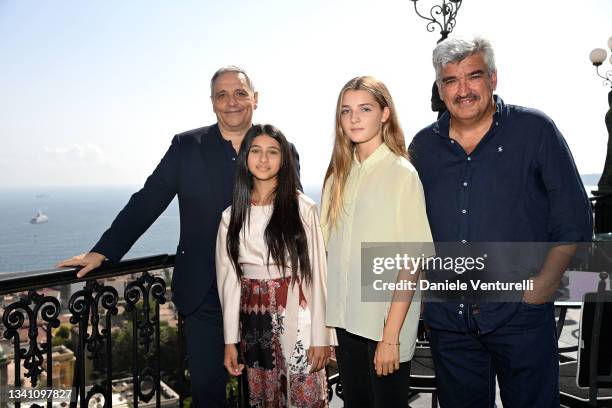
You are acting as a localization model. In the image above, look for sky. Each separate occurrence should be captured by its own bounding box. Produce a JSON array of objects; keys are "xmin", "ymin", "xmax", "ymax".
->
[{"xmin": 1, "ymin": 0, "xmax": 611, "ymax": 189}]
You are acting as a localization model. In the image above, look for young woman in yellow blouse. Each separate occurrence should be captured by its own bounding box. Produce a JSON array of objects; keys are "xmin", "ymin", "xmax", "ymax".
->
[{"xmin": 321, "ymin": 77, "xmax": 433, "ymax": 408}]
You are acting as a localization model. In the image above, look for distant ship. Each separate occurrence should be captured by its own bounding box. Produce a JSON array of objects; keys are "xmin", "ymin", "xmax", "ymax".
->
[{"xmin": 30, "ymin": 210, "xmax": 48, "ymax": 224}]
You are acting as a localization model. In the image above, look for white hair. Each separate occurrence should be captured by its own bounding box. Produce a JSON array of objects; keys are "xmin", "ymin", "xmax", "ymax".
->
[{"xmin": 433, "ymin": 36, "xmax": 496, "ymax": 84}]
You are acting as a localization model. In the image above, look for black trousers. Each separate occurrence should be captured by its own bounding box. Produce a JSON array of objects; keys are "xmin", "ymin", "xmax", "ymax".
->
[
  {"xmin": 183, "ymin": 303, "xmax": 227, "ymax": 408},
  {"xmin": 335, "ymin": 328, "xmax": 411, "ymax": 408}
]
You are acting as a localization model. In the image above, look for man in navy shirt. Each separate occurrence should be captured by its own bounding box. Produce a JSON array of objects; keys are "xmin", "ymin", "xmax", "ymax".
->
[
  {"xmin": 59, "ymin": 66, "xmax": 300, "ymax": 407},
  {"xmin": 410, "ymin": 37, "xmax": 592, "ymax": 407}
]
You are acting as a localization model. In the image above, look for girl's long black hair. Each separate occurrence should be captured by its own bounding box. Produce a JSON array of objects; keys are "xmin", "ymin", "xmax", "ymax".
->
[{"xmin": 226, "ymin": 124, "xmax": 312, "ymax": 285}]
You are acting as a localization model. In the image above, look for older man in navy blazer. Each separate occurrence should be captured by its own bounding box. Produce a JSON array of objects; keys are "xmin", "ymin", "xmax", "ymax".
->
[{"xmin": 59, "ymin": 66, "xmax": 300, "ymax": 407}]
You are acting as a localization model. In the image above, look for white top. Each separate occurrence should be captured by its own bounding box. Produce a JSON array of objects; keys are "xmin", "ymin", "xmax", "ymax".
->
[{"xmin": 216, "ymin": 193, "xmax": 337, "ymax": 358}]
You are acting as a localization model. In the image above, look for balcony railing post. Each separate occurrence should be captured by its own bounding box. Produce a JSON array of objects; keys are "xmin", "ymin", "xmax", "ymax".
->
[
  {"xmin": 124, "ymin": 271, "xmax": 167, "ymax": 407},
  {"xmin": 44, "ymin": 317, "xmax": 53, "ymax": 408},
  {"xmin": 155, "ymin": 302, "xmax": 161, "ymax": 408},
  {"xmin": 104, "ymin": 300, "xmax": 114, "ymax": 408},
  {"xmin": 69, "ymin": 282, "xmax": 91, "ymax": 408},
  {"xmin": 68, "ymin": 280, "xmax": 119, "ymax": 407},
  {"xmin": 178, "ymin": 314, "xmax": 187, "ymax": 407},
  {"xmin": 131, "ymin": 304, "xmax": 139, "ymax": 408}
]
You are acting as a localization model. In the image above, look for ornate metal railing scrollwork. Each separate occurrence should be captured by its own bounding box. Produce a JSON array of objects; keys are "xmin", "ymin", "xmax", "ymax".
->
[
  {"xmin": 69, "ymin": 279, "xmax": 119, "ymax": 408},
  {"xmin": 124, "ymin": 271, "xmax": 167, "ymax": 407},
  {"xmin": 68, "ymin": 280, "xmax": 119, "ymax": 407},
  {"xmin": 2, "ymin": 290, "xmax": 60, "ymax": 408},
  {"xmin": 0, "ymin": 255, "xmax": 184, "ymax": 407}
]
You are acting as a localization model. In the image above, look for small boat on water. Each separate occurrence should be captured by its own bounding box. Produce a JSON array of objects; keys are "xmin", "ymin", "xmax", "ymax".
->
[{"xmin": 30, "ymin": 210, "xmax": 48, "ymax": 224}]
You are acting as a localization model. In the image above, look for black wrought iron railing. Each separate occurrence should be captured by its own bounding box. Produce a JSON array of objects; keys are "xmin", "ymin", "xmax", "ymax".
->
[
  {"xmin": 0, "ymin": 256, "xmax": 341, "ymax": 408},
  {"xmin": 0, "ymin": 254, "xmax": 192, "ymax": 408}
]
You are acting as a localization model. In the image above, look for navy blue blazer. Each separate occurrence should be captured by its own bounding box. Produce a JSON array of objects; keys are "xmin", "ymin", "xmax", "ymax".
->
[{"xmin": 92, "ymin": 124, "xmax": 300, "ymax": 315}]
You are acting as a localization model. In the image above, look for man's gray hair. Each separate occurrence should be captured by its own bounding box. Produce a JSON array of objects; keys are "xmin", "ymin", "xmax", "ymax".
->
[
  {"xmin": 433, "ymin": 36, "xmax": 496, "ymax": 84},
  {"xmin": 210, "ymin": 65, "xmax": 255, "ymax": 96}
]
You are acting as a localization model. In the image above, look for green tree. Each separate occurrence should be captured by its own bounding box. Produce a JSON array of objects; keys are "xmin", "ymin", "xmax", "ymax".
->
[
  {"xmin": 158, "ymin": 321, "xmax": 180, "ymax": 389},
  {"xmin": 52, "ymin": 323, "xmax": 72, "ymax": 347}
]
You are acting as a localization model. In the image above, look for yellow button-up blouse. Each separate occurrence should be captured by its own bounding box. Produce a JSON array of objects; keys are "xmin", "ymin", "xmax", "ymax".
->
[{"xmin": 321, "ymin": 143, "xmax": 433, "ymax": 362}]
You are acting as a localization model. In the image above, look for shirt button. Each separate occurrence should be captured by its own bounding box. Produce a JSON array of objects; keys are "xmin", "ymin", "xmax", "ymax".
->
[
  {"xmin": 232, "ymin": 157, "xmax": 236, "ymax": 161},
  {"xmin": 467, "ymin": 157, "xmax": 472, "ymax": 161},
  {"xmin": 458, "ymin": 311, "xmax": 463, "ymax": 315},
  {"xmin": 463, "ymin": 182, "xmax": 468, "ymax": 187},
  {"xmin": 461, "ymin": 239, "xmax": 467, "ymax": 244},
  {"xmin": 461, "ymin": 209, "xmax": 467, "ymax": 214},
  {"xmin": 450, "ymin": 140, "xmax": 455, "ymax": 144},
  {"xmin": 460, "ymin": 304, "xmax": 464, "ymax": 308},
  {"xmin": 495, "ymin": 121, "xmax": 499, "ymax": 126}
]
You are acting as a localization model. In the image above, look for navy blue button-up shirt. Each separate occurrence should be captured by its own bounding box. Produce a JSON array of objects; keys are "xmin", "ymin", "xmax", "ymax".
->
[{"xmin": 409, "ymin": 96, "xmax": 592, "ymax": 333}]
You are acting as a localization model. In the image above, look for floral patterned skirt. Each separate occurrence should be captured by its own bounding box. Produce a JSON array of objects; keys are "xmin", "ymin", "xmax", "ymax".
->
[{"xmin": 240, "ymin": 276, "xmax": 328, "ymax": 408}]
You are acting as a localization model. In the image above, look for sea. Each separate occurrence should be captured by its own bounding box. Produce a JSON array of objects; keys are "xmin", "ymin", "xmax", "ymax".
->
[
  {"xmin": 0, "ymin": 179, "xmax": 598, "ymax": 274},
  {"xmin": 0, "ymin": 185, "xmax": 322, "ymax": 274}
]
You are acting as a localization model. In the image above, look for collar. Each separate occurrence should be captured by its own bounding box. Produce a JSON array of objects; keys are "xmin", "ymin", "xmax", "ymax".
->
[
  {"xmin": 352, "ymin": 142, "xmax": 392, "ymax": 172},
  {"xmin": 205, "ymin": 123, "xmax": 225, "ymax": 147},
  {"xmin": 432, "ymin": 95, "xmax": 505, "ymax": 138},
  {"xmin": 214, "ymin": 122, "xmax": 254, "ymax": 143}
]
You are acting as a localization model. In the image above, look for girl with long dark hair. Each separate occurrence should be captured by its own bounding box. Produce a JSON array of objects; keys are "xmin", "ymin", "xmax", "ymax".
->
[{"xmin": 216, "ymin": 124, "xmax": 336, "ymax": 407}]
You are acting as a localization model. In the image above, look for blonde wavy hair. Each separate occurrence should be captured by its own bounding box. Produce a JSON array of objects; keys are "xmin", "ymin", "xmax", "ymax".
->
[{"xmin": 323, "ymin": 76, "xmax": 407, "ymax": 229}]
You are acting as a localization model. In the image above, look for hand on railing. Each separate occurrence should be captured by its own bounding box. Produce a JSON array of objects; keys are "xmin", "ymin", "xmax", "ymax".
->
[{"xmin": 57, "ymin": 252, "xmax": 106, "ymax": 278}]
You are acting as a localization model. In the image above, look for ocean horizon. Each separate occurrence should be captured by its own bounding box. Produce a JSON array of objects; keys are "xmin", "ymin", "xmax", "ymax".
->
[
  {"xmin": 0, "ymin": 185, "xmax": 322, "ymax": 274},
  {"xmin": 0, "ymin": 179, "xmax": 597, "ymax": 274}
]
